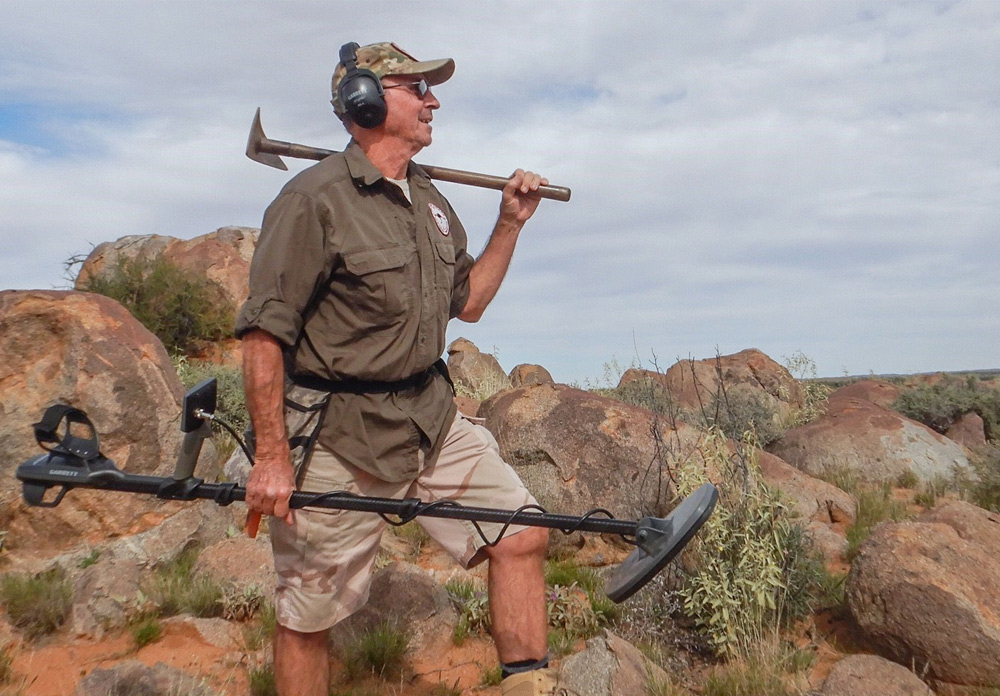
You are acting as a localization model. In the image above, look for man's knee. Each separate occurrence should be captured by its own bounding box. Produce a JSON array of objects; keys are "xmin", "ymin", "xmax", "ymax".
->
[
  {"xmin": 485, "ymin": 526, "xmax": 548, "ymax": 562},
  {"xmin": 275, "ymin": 624, "xmax": 328, "ymax": 650}
]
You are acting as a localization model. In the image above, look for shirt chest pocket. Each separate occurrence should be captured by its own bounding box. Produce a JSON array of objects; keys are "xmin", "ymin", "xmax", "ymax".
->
[
  {"xmin": 433, "ymin": 240, "xmax": 456, "ymax": 292},
  {"xmin": 339, "ymin": 244, "xmax": 416, "ymax": 324}
]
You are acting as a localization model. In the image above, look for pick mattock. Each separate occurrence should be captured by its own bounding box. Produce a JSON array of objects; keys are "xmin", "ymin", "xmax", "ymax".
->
[{"xmin": 246, "ymin": 108, "xmax": 572, "ymax": 202}]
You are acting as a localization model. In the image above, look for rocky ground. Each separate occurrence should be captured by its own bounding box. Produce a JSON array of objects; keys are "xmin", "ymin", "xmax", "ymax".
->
[{"xmin": 1, "ymin": 229, "xmax": 998, "ymax": 695}]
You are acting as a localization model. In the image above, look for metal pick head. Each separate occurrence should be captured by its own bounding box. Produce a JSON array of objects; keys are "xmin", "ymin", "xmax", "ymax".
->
[{"xmin": 246, "ymin": 108, "xmax": 288, "ymax": 171}]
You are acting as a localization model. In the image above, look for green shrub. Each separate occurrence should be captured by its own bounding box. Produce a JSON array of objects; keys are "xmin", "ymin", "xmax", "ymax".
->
[
  {"xmin": 221, "ymin": 583, "xmax": 264, "ymax": 621},
  {"xmin": 242, "ymin": 602, "xmax": 276, "ymax": 652},
  {"xmin": 0, "ymin": 567, "xmax": 73, "ymax": 639},
  {"xmin": 129, "ymin": 616, "xmax": 163, "ymax": 649},
  {"xmin": 248, "ymin": 663, "xmax": 276, "ymax": 696},
  {"xmin": 445, "ymin": 577, "xmax": 490, "ymax": 645},
  {"xmin": 480, "ymin": 665, "xmax": 502, "ymax": 687},
  {"xmin": 701, "ymin": 637, "xmax": 809, "ymax": 696},
  {"xmin": 674, "ymin": 429, "xmax": 830, "ymax": 658},
  {"xmin": 145, "ymin": 547, "xmax": 223, "ymax": 618},
  {"xmin": 81, "ymin": 255, "xmax": 234, "ymax": 355},
  {"xmin": 893, "ymin": 376, "xmax": 1000, "ymax": 440},
  {"xmin": 845, "ymin": 484, "xmax": 909, "ymax": 561},
  {"xmin": 78, "ymin": 549, "xmax": 101, "ymax": 569},
  {"xmin": 966, "ymin": 443, "xmax": 1000, "ymax": 512},
  {"xmin": 782, "ymin": 351, "xmax": 832, "ymax": 428},
  {"xmin": 342, "ymin": 619, "xmax": 410, "ymax": 680}
]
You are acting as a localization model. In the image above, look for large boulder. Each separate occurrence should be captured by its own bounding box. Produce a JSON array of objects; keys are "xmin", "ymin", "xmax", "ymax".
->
[
  {"xmin": 75, "ymin": 227, "xmax": 258, "ymax": 312},
  {"xmin": 830, "ymin": 380, "xmax": 900, "ymax": 409},
  {"xmin": 768, "ymin": 393, "xmax": 970, "ymax": 485},
  {"xmin": 619, "ymin": 349, "xmax": 805, "ymax": 441},
  {"xmin": 945, "ymin": 412, "xmax": 987, "ymax": 450},
  {"xmin": 74, "ymin": 660, "xmax": 220, "ymax": 696},
  {"xmin": 509, "ymin": 363, "xmax": 554, "ymax": 388},
  {"xmin": 480, "ymin": 383, "xmax": 714, "ymax": 558},
  {"xmin": 846, "ymin": 501, "xmax": 1000, "ymax": 687},
  {"xmin": 447, "ymin": 338, "xmax": 510, "ymax": 397},
  {"xmin": 329, "ymin": 562, "xmax": 457, "ymax": 656},
  {"xmin": 822, "ymin": 654, "xmax": 933, "ymax": 696},
  {"xmin": 0, "ymin": 290, "xmax": 211, "ymax": 554},
  {"xmin": 61, "ymin": 503, "xmax": 233, "ymax": 637},
  {"xmin": 557, "ymin": 630, "xmax": 671, "ymax": 696},
  {"xmin": 758, "ymin": 451, "xmax": 854, "ymax": 561}
]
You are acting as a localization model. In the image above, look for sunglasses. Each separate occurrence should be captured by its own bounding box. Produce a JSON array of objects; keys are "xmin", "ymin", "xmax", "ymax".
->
[{"xmin": 382, "ymin": 78, "xmax": 430, "ymax": 98}]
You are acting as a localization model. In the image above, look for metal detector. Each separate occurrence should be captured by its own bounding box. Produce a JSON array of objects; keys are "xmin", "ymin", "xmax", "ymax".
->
[{"xmin": 16, "ymin": 379, "xmax": 717, "ymax": 602}]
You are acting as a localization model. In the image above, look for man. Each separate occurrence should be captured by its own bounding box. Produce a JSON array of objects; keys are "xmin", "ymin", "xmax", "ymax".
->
[{"xmin": 235, "ymin": 42, "xmax": 557, "ymax": 696}]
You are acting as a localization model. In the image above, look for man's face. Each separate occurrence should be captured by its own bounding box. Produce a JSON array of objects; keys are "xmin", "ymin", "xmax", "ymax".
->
[{"xmin": 380, "ymin": 75, "xmax": 440, "ymax": 152}]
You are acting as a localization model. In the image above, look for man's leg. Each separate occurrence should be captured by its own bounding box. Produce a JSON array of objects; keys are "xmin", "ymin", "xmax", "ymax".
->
[
  {"xmin": 484, "ymin": 525, "xmax": 550, "ymax": 661},
  {"xmin": 274, "ymin": 626, "xmax": 328, "ymax": 696}
]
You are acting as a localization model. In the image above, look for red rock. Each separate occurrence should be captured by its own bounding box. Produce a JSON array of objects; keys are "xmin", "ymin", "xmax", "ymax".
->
[
  {"xmin": 829, "ymin": 380, "xmax": 900, "ymax": 409},
  {"xmin": 0, "ymin": 290, "xmax": 209, "ymax": 553},
  {"xmin": 75, "ymin": 227, "xmax": 258, "ymax": 312},
  {"xmin": 768, "ymin": 395, "xmax": 970, "ymax": 485}
]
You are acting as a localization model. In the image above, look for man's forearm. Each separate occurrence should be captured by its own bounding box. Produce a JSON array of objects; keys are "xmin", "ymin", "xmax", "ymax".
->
[
  {"xmin": 458, "ymin": 217, "xmax": 523, "ymax": 322},
  {"xmin": 242, "ymin": 329, "xmax": 289, "ymax": 459}
]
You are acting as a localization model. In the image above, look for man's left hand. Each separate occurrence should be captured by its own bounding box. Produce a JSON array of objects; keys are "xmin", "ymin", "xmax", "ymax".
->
[{"xmin": 500, "ymin": 169, "xmax": 548, "ymax": 224}]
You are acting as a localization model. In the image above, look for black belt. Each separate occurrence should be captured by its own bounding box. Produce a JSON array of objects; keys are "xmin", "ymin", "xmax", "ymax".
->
[{"xmin": 290, "ymin": 358, "xmax": 452, "ymax": 395}]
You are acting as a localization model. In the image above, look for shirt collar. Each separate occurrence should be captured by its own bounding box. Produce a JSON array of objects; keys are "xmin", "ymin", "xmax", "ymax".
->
[
  {"xmin": 344, "ymin": 140, "xmax": 385, "ymax": 187},
  {"xmin": 344, "ymin": 140, "xmax": 432, "ymax": 191}
]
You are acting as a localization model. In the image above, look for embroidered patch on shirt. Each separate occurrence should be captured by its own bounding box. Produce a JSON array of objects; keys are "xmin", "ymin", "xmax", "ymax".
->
[{"xmin": 428, "ymin": 203, "xmax": 450, "ymax": 236}]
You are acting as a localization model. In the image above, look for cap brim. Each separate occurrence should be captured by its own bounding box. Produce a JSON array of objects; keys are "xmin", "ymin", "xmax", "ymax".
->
[{"xmin": 387, "ymin": 58, "xmax": 455, "ymax": 86}]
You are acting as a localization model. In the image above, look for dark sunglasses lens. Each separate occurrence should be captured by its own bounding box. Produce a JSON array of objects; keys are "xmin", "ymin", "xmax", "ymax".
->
[{"xmin": 416, "ymin": 79, "xmax": 429, "ymax": 96}]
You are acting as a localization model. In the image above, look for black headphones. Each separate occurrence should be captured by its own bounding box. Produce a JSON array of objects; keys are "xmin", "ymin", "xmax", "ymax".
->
[{"xmin": 336, "ymin": 42, "xmax": 386, "ymax": 129}]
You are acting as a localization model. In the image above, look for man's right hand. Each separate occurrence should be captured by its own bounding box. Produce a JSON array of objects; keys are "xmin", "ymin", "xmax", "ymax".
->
[{"xmin": 246, "ymin": 451, "xmax": 296, "ymax": 529}]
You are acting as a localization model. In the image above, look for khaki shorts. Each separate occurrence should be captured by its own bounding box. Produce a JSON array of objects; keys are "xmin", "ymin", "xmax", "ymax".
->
[{"xmin": 271, "ymin": 412, "xmax": 538, "ymax": 633}]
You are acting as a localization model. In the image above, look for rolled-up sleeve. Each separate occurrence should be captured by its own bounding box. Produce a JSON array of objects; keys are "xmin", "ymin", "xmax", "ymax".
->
[
  {"xmin": 446, "ymin": 206, "xmax": 474, "ymax": 319},
  {"xmin": 235, "ymin": 191, "xmax": 330, "ymax": 346}
]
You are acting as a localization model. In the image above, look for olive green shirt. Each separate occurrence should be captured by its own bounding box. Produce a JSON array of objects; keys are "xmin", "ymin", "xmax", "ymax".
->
[{"xmin": 235, "ymin": 141, "xmax": 475, "ymax": 482}]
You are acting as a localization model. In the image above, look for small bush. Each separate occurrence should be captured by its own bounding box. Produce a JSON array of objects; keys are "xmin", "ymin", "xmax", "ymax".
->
[
  {"xmin": 0, "ymin": 567, "xmax": 73, "ymax": 639},
  {"xmin": 445, "ymin": 577, "xmax": 490, "ymax": 644},
  {"xmin": 966, "ymin": 444, "xmax": 1000, "ymax": 512},
  {"xmin": 248, "ymin": 663, "xmax": 276, "ymax": 696},
  {"xmin": 388, "ymin": 522, "xmax": 431, "ymax": 557},
  {"xmin": 701, "ymin": 638, "xmax": 803, "ymax": 696},
  {"xmin": 242, "ymin": 602, "xmax": 276, "ymax": 652},
  {"xmin": 145, "ymin": 547, "xmax": 223, "ymax": 618},
  {"xmin": 129, "ymin": 616, "xmax": 163, "ymax": 649},
  {"xmin": 846, "ymin": 484, "xmax": 910, "ymax": 561},
  {"xmin": 342, "ymin": 619, "xmax": 410, "ymax": 680},
  {"xmin": 480, "ymin": 665, "xmax": 502, "ymax": 687},
  {"xmin": 78, "ymin": 549, "xmax": 101, "ymax": 569},
  {"xmin": 674, "ymin": 429, "xmax": 830, "ymax": 658},
  {"xmin": 609, "ymin": 375, "xmax": 674, "ymax": 415},
  {"xmin": 645, "ymin": 669, "xmax": 687, "ymax": 696},
  {"xmin": 221, "ymin": 583, "xmax": 264, "ymax": 621},
  {"xmin": 81, "ymin": 255, "xmax": 234, "ymax": 355},
  {"xmin": 782, "ymin": 351, "xmax": 832, "ymax": 428}
]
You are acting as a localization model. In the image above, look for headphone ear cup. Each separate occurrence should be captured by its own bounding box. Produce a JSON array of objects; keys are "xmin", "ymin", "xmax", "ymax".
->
[{"xmin": 338, "ymin": 67, "xmax": 386, "ymax": 129}]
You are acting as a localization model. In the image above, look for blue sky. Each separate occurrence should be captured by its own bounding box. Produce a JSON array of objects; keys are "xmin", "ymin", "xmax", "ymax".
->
[{"xmin": 1, "ymin": 1, "xmax": 997, "ymax": 384}]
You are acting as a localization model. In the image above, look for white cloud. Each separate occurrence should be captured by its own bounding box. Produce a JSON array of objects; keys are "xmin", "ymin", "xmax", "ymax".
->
[{"xmin": 1, "ymin": 1, "xmax": 998, "ymax": 382}]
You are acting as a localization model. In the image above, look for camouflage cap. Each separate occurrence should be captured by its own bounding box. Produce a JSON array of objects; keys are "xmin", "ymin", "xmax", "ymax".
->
[{"xmin": 331, "ymin": 42, "xmax": 455, "ymax": 115}]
